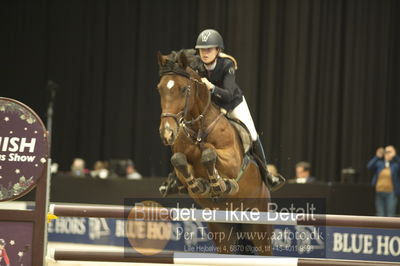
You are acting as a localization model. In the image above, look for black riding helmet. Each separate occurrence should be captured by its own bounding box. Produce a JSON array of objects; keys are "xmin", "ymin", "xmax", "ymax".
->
[{"xmin": 195, "ymin": 29, "xmax": 224, "ymax": 50}]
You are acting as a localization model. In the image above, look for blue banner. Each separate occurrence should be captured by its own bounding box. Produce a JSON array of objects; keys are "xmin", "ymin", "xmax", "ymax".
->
[
  {"xmin": 48, "ymin": 217, "xmax": 399, "ymax": 262},
  {"xmin": 326, "ymin": 226, "xmax": 400, "ymax": 262}
]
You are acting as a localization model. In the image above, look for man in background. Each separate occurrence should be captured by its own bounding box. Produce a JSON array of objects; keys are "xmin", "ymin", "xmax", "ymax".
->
[
  {"xmin": 70, "ymin": 158, "xmax": 89, "ymax": 177},
  {"xmin": 293, "ymin": 161, "xmax": 316, "ymax": 184},
  {"xmin": 367, "ymin": 145, "xmax": 400, "ymax": 217}
]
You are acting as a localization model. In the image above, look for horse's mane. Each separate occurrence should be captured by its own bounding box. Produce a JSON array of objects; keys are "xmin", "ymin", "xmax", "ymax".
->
[
  {"xmin": 162, "ymin": 49, "xmax": 211, "ymax": 102},
  {"xmin": 166, "ymin": 49, "xmax": 206, "ymax": 74}
]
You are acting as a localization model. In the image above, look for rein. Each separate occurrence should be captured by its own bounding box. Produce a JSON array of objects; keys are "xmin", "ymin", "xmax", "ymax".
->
[{"xmin": 159, "ymin": 64, "xmax": 218, "ymax": 145}]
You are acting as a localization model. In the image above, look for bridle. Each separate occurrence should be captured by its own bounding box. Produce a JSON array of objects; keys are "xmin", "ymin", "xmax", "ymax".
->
[
  {"xmin": 159, "ymin": 61, "xmax": 218, "ymax": 144},
  {"xmin": 159, "ymin": 76, "xmax": 208, "ymax": 126}
]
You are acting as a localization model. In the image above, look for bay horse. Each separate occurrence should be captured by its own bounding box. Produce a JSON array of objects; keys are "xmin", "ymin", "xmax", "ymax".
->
[{"xmin": 157, "ymin": 50, "xmax": 272, "ymax": 255}]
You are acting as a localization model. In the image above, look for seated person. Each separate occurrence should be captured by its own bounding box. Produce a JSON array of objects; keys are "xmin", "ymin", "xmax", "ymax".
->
[
  {"xmin": 267, "ymin": 164, "xmax": 279, "ymax": 177},
  {"xmin": 290, "ymin": 161, "xmax": 316, "ymax": 184},
  {"xmin": 126, "ymin": 160, "xmax": 142, "ymax": 180},
  {"xmin": 70, "ymin": 158, "xmax": 89, "ymax": 177},
  {"xmin": 90, "ymin": 160, "xmax": 110, "ymax": 179}
]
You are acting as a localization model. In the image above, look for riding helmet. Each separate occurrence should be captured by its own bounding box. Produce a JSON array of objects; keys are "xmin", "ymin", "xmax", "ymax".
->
[{"xmin": 195, "ymin": 29, "xmax": 224, "ymax": 50}]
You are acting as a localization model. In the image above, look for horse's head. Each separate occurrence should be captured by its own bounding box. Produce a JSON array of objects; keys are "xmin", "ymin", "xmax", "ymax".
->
[{"xmin": 157, "ymin": 51, "xmax": 198, "ymax": 145}]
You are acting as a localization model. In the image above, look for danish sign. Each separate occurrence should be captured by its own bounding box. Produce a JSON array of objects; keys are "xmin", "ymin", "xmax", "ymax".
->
[{"xmin": 0, "ymin": 98, "xmax": 48, "ymax": 201}]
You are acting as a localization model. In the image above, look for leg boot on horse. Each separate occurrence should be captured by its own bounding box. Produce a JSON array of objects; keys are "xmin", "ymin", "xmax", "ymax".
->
[
  {"xmin": 201, "ymin": 148, "xmax": 239, "ymax": 197},
  {"xmin": 159, "ymin": 170, "xmax": 188, "ymax": 197},
  {"xmin": 252, "ymin": 137, "xmax": 286, "ymax": 192},
  {"xmin": 171, "ymin": 152, "xmax": 210, "ymax": 195}
]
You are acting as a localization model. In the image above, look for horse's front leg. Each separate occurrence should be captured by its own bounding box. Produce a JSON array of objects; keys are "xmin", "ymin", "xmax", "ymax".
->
[
  {"xmin": 201, "ymin": 148, "xmax": 239, "ymax": 196},
  {"xmin": 171, "ymin": 152, "xmax": 210, "ymax": 195}
]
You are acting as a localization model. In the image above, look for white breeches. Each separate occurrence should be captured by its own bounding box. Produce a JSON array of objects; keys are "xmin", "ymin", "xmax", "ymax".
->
[{"xmin": 229, "ymin": 96, "xmax": 258, "ymax": 141}]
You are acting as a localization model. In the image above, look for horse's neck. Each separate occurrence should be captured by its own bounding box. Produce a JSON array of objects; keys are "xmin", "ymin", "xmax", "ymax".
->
[{"xmin": 187, "ymin": 85, "xmax": 220, "ymax": 129}]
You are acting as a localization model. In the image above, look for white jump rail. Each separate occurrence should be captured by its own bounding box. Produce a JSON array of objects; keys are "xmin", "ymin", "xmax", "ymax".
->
[
  {"xmin": 49, "ymin": 203, "xmax": 400, "ymax": 229},
  {"xmin": 50, "ymin": 250, "xmax": 400, "ymax": 266}
]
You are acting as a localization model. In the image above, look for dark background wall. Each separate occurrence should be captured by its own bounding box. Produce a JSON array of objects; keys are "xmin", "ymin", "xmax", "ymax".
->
[{"xmin": 1, "ymin": 0, "xmax": 399, "ymax": 182}]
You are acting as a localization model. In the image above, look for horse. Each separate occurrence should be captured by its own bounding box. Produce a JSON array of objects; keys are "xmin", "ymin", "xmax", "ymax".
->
[{"xmin": 156, "ymin": 50, "xmax": 272, "ymax": 255}]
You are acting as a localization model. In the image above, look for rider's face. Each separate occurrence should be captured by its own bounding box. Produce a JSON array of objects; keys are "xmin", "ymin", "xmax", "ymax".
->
[{"xmin": 199, "ymin": 48, "xmax": 219, "ymax": 65}]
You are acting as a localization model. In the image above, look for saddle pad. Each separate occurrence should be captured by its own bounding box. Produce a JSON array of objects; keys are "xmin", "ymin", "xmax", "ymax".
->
[{"xmin": 227, "ymin": 117, "xmax": 252, "ymax": 154}]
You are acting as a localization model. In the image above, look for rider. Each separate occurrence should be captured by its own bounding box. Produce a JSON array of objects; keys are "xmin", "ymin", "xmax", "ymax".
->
[{"xmin": 160, "ymin": 29, "xmax": 285, "ymax": 195}]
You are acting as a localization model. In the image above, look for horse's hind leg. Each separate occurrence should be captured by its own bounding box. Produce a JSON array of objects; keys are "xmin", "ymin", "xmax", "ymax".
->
[
  {"xmin": 171, "ymin": 152, "xmax": 209, "ymax": 195},
  {"xmin": 201, "ymin": 148, "xmax": 239, "ymax": 196}
]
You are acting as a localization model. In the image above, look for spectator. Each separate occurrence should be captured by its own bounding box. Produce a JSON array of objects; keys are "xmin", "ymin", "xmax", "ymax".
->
[
  {"xmin": 367, "ymin": 145, "xmax": 400, "ymax": 217},
  {"xmin": 70, "ymin": 158, "xmax": 89, "ymax": 177},
  {"xmin": 90, "ymin": 161, "xmax": 109, "ymax": 179},
  {"xmin": 108, "ymin": 159, "xmax": 142, "ymax": 179},
  {"xmin": 267, "ymin": 164, "xmax": 279, "ymax": 177},
  {"xmin": 293, "ymin": 161, "xmax": 316, "ymax": 184},
  {"xmin": 126, "ymin": 160, "xmax": 142, "ymax": 180}
]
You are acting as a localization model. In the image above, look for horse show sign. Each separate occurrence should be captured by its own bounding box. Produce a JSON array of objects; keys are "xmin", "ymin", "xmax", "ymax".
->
[
  {"xmin": 0, "ymin": 98, "xmax": 48, "ymax": 201},
  {"xmin": 0, "ymin": 97, "xmax": 49, "ymax": 266}
]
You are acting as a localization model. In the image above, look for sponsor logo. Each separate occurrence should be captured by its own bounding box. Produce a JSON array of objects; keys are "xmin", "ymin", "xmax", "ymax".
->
[{"xmin": 201, "ymin": 31, "xmax": 212, "ymax": 42}]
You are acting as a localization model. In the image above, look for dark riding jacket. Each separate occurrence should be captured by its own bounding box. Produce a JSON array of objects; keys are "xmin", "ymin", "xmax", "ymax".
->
[{"xmin": 196, "ymin": 57, "xmax": 243, "ymax": 111}]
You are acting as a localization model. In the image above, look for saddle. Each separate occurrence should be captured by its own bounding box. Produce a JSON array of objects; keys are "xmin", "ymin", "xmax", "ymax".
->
[{"xmin": 225, "ymin": 116, "xmax": 252, "ymax": 154}]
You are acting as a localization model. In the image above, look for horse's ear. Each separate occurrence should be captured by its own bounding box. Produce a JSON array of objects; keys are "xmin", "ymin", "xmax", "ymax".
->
[
  {"xmin": 178, "ymin": 51, "xmax": 188, "ymax": 69},
  {"xmin": 157, "ymin": 51, "xmax": 167, "ymax": 67}
]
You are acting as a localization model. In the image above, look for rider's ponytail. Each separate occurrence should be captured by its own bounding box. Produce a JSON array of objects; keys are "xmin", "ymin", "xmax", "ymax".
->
[{"xmin": 219, "ymin": 52, "xmax": 238, "ymax": 70}]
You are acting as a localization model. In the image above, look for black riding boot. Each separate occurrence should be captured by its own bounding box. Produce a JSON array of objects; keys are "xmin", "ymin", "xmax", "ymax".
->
[
  {"xmin": 252, "ymin": 137, "xmax": 286, "ymax": 191},
  {"xmin": 159, "ymin": 170, "xmax": 188, "ymax": 197}
]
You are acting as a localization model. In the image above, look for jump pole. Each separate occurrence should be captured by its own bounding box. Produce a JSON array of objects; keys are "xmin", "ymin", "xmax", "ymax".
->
[{"xmin": 49, "ymin": 204, "xmax": 400, "ymax": 229}]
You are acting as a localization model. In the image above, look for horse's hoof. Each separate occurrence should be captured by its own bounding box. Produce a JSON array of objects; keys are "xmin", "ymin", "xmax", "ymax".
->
[
  {"xmin": 188, "ymin": 178, "xmax": 210, "ymax": 195},
  {"xmin": 198, "ymin": 179, "xmax": 211, "ymax": 196},
  {"xmin": 211, "ymin": 179, "xmax": 227, "ymax": 194},
  {"xmin": 225, "ymin": 179, "xmax": 239, "ymax": 195},
  {"xmin": 159, "ymin": 186, "xmax": 168, "ymax": 197}
]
